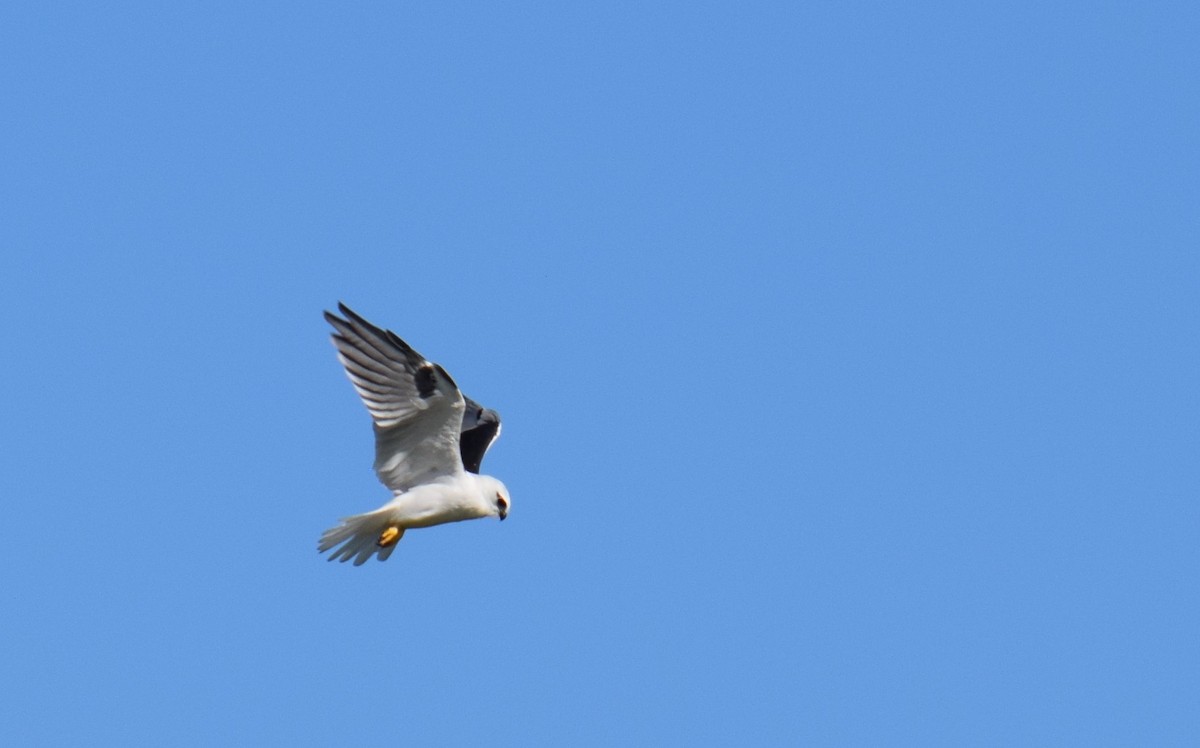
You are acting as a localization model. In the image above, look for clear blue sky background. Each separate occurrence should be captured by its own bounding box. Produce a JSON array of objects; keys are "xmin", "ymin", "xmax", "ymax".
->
[{"xmin": 2, "ymin": 2, "xmax": 1197, "ymax": 745}]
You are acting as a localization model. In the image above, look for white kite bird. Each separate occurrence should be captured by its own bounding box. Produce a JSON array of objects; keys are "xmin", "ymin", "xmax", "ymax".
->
[{"xmin": 318, "ymin": 303, "xmax": 510, "ymax": 565}]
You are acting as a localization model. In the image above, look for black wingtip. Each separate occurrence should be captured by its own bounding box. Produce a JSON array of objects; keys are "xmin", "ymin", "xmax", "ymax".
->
[
  {"xmin": 336, "ymin": 301, "xmax": 366, "ymax": 324},
  {"xmin": 333, "ymin": 303, "xmax": 399, "ymax": 345},
  {"xmin": 324, "ymin": 300, "xmax": 356, "ymax": 324}
]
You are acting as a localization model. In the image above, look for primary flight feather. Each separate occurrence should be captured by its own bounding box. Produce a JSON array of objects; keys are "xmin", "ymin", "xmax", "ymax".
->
[{"xmin": 318, "ymin": 303, "xmax": 510, "ymax": 565}]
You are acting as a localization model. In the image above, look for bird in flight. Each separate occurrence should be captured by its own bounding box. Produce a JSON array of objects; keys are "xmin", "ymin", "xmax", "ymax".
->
[{"xmin": 318, "ymin": 303, "xmax": 510, "ymax": 565}]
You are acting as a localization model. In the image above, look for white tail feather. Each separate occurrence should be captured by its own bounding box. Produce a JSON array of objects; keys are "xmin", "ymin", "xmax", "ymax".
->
[{"xmin": 318, "ymin": 508, "xmax": 404, "ymax": 565}]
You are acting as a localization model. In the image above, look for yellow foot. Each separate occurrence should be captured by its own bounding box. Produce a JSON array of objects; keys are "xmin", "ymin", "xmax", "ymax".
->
[{"xmin": 377, "ymin": 525, "xmax": 402, "ymax": 548}]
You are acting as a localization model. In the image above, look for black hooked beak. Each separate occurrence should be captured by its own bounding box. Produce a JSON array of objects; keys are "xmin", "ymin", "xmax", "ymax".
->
[{"xmin": 499, "ymin": 507, "xmax": 508, "ymax": 521}]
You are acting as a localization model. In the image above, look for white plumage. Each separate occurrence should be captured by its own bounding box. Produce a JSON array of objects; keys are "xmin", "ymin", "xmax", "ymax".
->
[{"xmin": 318, "ymin": 303, "xmax": 510, "ymax": 565}]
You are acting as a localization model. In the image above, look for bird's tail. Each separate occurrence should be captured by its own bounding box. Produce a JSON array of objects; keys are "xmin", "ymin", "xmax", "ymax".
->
[{"xmin": 318, "ymin": 508, "xmax": 404, "ymax": 565}]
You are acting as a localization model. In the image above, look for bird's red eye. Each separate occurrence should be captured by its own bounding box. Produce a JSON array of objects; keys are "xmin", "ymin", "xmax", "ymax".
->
[{"xmin": 496, "ymin": 494, "xmax": 508, "ymax": 510}]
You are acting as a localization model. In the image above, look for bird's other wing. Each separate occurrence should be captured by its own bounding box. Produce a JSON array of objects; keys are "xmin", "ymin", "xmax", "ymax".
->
[
  {"xmin": 460, "ymin": 396, "xmax": 502, "ymax": 474},
  {"xmin": 325, "ymin": 302, "xmax": 466, "ymax": 493}
]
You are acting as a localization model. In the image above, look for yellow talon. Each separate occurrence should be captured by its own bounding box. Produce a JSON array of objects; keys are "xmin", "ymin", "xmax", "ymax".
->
[{"xmin": 377, "ymin": 526, "xmax": 401, "ymax": 548}]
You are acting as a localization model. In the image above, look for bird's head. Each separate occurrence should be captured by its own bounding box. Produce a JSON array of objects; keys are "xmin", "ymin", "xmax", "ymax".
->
[{"xmin": 477, "ymin": 475, "xmax": 511, "ymax": 521}]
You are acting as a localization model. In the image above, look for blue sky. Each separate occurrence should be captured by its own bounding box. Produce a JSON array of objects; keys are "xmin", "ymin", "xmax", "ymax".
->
[{"xmin": 2, "ymin": 2, "xmax": 1198, "ymax": 745}]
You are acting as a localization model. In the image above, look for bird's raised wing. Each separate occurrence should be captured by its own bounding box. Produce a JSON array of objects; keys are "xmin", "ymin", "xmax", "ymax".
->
[
  {"xmin": 325, "ymin": 303, "xmax": 466, "ymax": 493},
  {"xmin": 460, "ymin": 397, "xmax": 502, "ymax": 474}
]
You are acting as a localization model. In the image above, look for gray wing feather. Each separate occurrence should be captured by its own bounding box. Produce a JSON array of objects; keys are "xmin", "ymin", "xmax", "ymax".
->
[{"xmin": 326, "ymin": 303, "xmax": 466, "ymax": 493}]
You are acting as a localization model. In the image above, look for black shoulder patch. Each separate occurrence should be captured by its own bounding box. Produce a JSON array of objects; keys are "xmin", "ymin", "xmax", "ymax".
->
[{"xmin": 415, "ymin": 363, "xmax": 438, "ymax": 398}]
